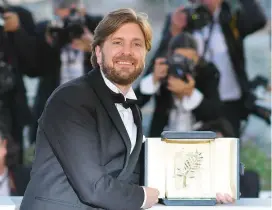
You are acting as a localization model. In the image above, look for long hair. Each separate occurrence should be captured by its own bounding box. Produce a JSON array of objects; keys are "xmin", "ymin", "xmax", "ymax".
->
[{"xmin": 91, "ymin": 8, "xmax": 153, "ymax": 68}]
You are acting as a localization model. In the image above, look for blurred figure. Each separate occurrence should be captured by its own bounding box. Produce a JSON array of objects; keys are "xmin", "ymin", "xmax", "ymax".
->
[
  {"xmin": 0, "ymin": 1, "xmax": 37, "ymax": 164},
  {"xmin": 29, "ymin": 0, "xmax": 103, "ymax": 144},
  {"xmin": 0, "ymin": 123, "xmax": 31, "ymax": 196},
  {"xmin": 136, "ymin": 32, "xmax": 227, "ymax": 137},
  {"xmin": 161, "ymin": 0, "xmax": 267, "ymax": 137}
]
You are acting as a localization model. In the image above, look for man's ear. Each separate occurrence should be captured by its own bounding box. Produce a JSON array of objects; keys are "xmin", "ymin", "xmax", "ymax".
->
[{"xmin": 95, "ymin": 45, "xmax": 102, "ymax": 65}]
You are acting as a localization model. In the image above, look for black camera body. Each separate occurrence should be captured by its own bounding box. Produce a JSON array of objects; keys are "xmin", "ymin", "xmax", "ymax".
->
[
  {"xmin": 48, "ymin": 8, "xmax": 85, "ymax": 48},
  {"xmin": 184, "ymin": 5, "xmax": 213, "ymax": 31},
  {"xmin": 165, "ymin": 53, "xmax": 195, "ymax": 82}
]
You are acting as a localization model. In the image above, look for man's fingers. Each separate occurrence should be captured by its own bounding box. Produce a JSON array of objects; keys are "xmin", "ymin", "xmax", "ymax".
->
[
  {"xmin": 225, "ymin": 194, "xmax": 235, "ymax": 203},
  {"xmin": 216, "ymin": 193, "xmax": 228, "ymax": 204}
]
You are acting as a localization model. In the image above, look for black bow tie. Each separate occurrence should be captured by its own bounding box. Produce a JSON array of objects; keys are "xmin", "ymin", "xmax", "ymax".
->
[{"xmin": 109, "ymin": 89, "xmax": 138, "ymax": 109}]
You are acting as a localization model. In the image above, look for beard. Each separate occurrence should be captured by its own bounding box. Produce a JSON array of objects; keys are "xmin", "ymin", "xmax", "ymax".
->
[{"xmin": 101, "ymin": 52, "xmax": 144, "ymax": 86}]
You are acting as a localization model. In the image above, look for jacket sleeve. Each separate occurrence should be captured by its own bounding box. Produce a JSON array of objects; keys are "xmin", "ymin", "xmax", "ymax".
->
[
  {"xmin": 237, "ymin": 0, "xmax": 267, "ymax": 38},
  {"xmin": 39, "ymin": 85, "xmax": 145, "ymax": 210},
  {"xmin": 193, "ymin": 63, "xmax": 223, "ymax": 121}
]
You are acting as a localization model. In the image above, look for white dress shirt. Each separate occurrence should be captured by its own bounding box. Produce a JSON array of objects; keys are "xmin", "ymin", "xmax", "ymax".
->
[
  {"xmin": 192, "ymin": 7, "xmax": 242, "ymax": 101},
  {"xmin": 140, "ymin": 73, "xmax": 203, "ymax": 132},
  {"xmin": 100, "ymin": 70, "xmax": 146, "ymax": 207}
]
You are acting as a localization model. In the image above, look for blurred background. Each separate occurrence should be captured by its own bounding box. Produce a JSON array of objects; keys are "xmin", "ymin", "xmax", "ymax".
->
[{"xmin": 1, "ymin": 0, "xmax": 271, "ymax": 198}]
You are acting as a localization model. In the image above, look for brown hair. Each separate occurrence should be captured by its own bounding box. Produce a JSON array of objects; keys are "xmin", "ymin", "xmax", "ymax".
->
[{"xmin": 91, "ymin": 8, "xmax": 153, "ymax": 68}]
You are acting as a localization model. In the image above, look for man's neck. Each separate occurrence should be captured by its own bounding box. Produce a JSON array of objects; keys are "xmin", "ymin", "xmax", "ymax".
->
[{"xmin": 114, "ymin": 84, "xmax": 131, "ymax": 96}]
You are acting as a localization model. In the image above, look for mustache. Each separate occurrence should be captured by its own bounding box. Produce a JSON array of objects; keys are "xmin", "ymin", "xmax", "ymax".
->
[{"xmin": 113, "ymin": 55, "xmax": 137, "ymax": 64}]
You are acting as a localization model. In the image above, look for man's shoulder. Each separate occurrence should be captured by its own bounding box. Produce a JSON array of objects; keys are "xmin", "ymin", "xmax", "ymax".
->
[{"xmin": 45, "ymin": 75, "xmax": 95, "ymax": 109}]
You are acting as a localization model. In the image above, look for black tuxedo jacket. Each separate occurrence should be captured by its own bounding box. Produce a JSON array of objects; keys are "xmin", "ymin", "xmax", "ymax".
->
[{"xmin": 20, "ymin": 69, "xmax": 145, "ymax": 210}]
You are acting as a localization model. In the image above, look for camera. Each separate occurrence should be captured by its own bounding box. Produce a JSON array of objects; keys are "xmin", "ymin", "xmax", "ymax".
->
[
  {"xmin": 183, "ymin": 4, "xmax": 213, "ymax": 31},
  {"xmin": 48, "ymin": 8, "xmax": 85, "ymax": 48},
  {"xmin": 165, "ymin": 53, "xmax": 195, "ymax": 82},
  {"xmin": 0, "ymin": 61, "xmax": 15, "ymax": 95}
]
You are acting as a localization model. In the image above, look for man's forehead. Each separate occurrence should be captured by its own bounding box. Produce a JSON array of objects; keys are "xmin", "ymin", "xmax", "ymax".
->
[{"xmin": 110, "ymin": 35, "xmax": 144, "ymax": 41}]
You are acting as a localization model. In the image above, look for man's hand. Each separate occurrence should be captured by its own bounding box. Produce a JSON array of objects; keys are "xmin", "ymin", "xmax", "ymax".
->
[
  {"xmin": 216, "ymin": 193, "xmax": 235, "ymax": 204},
  {"xmin": 153, "ymin": 58, "xmax": 168, "ymax": 84},
  {"xmin": 71, "ymin": 27, "xmax": 94, "ymax": 52},
  {"xmin": 142, "ymin": 187, "xmax": 159, "ymax": 209},
  {"xmin": 3, "ymin": 12, "xmax": 20, "ymax": 32},
  {"xmin": 170, "ymin": 6, "xmax": 187, "ymax": 36},
  {"xmin": 167, "ymin": 75, "xmax": 195, "ymax": 98}
]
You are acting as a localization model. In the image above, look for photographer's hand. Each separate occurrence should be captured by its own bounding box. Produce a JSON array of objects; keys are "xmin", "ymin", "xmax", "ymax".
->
[
  {"xmin": 71, "ymin": 27, "xmax": 93, "ymax": 52},
  {"xmin": 167, "ymin": 75, "xmax": 195, "ymax": 98},
  {"xmin": 170, "ymin": 6, "xmax": 187, "ymax": 36},
  {"xmin": 153, "ymin": 58, "xmax": 168, "ymax": 84},
  {"xmin": 3, "ymin": 12, "xmax": 20, "ymax": 32}
]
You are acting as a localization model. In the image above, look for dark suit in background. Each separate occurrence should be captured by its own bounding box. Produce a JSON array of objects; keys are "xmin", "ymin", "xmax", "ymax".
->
[{"xmin": 21, "ymin": 68, "xmax": 145, "ymax": 210}]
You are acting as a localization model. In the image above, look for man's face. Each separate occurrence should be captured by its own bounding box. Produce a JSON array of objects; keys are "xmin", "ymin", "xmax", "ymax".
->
[{"xmin": 95, "ymin": 23, "xmax": 147, "ymax": 86}]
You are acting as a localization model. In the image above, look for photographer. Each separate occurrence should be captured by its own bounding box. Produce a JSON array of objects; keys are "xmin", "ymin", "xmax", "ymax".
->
[
  {"xmin": 159, "ymin": 0, "xmax": 267, "ymax": 137},
  {"xmin": 29, "ymin": 0, "xmax": 102, "ymax": 143},
  {"xmin": 0, "ymin": 2, "xmax": 37, "ymax": 164},
  {"xmin": 136, "ymin": 32, "xmax": 224, "ymax": 137}
]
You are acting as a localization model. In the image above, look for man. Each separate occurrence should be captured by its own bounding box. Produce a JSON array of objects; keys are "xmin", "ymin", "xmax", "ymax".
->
[
  {"xmin": 29, "ymin": 0, "xmax": 103, "ymax": 144},
  {"xmin": 136, "ymin": 32, "xmax": 232, "ymax": 137},
  {"xmin": 20, "ymin": 8, "xmax": 159, "ymax": 210},
  {"xmin": 160, "ymin": 0, "xmax": 267, "ymax": 137}
]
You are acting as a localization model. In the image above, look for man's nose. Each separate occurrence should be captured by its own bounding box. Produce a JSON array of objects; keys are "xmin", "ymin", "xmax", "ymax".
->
[{"xmin": 121, "ymin": 43, "xmax": 133, "ymax": 55}]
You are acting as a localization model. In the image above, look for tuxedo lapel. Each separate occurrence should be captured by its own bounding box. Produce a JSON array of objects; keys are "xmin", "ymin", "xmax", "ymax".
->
[
  {"xmin": 118, "ymin": 105, "xmax": 143, "ymax": 180},
  {"xmin": 87, "ymin": 69, "xmax": 132, "ymax": 161}
]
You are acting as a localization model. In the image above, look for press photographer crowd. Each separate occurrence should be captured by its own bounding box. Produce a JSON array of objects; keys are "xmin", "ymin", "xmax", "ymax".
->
[{"xmin": 0, "ymin": 0, "xmax": 270, "ymax": 202}]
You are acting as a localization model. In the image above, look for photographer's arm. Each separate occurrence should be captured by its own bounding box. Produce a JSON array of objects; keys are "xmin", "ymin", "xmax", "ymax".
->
[{"xmin": 237, "ymin": 0, "xmax": 267, "ymax": 38}]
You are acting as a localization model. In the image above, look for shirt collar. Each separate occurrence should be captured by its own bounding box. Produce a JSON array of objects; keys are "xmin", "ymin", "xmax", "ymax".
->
[{"xmin": 100, "ymin": 69, "xmax": 137, "ymax": 100}]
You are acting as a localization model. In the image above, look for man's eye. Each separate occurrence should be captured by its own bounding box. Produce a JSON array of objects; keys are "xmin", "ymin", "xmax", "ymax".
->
[
  {"xmin": 113, "ymin": 41, "xmax": 122, "ymax": 45},
  {"xmin": 134, "ymin": 43, "xmax": 142, "ymax": 47}
]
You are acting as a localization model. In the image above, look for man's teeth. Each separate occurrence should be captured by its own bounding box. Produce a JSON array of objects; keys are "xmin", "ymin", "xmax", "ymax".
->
[{"xmin": 117, "ymin": 61, "xmax": 132, "ymax": 65}]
